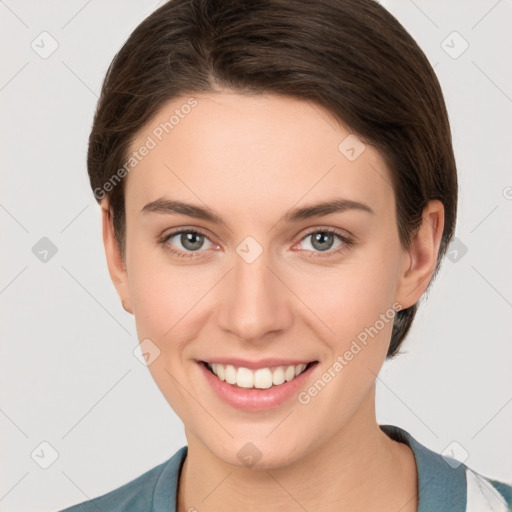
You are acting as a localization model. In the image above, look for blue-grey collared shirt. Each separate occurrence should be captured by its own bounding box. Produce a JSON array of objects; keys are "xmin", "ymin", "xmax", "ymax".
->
[{"xmin": 58, "ymin": 424, "xmax": 512, "ymax": 512}]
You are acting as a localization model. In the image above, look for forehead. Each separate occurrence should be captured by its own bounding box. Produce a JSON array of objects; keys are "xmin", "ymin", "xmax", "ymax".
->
[{"xmin": 124, "ymin": 92, "xmax": 394, "ymax": 224}]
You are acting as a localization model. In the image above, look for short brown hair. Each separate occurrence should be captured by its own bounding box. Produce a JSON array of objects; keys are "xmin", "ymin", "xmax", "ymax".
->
[{"xmin": 87, "ymin": 0, "xmax": 458, "ymax": 358}]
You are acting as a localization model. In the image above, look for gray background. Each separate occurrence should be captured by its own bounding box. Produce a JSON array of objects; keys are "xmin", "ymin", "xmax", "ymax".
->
[{"xmin": 0, "ymin": 1, "xmax": 511, "ymax": 510}]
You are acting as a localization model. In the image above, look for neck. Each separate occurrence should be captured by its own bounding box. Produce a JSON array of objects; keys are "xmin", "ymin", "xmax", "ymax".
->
[{"xmin": 177, "ymin": 385, "xmax": 418, "ymax": 512}]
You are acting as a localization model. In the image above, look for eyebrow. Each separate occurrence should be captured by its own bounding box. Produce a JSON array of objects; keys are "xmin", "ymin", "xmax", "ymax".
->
[{"xmin": 141, "ymin": 197, "xmax": 374, "ymax": 225}]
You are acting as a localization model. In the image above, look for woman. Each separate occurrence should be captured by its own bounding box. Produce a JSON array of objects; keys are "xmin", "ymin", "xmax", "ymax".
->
[{"xmin": 60, "ymin": 0, "xmax": 511, "ymax": 510}]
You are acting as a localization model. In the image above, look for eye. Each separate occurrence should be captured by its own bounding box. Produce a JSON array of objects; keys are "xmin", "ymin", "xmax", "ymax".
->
[
  {"xmin": 158, "ymin": 227, "xmax": 353, "ymax": 260},
  {"xmin": 158, "ymin": 228, "xmax": 216, "ymax": 259},
  {"xmin": 297, "ymin": 228, "xmax": 353, "ymax": 257}
]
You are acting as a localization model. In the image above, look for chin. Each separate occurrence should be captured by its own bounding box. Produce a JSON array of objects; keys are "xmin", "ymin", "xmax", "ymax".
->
[{"xmin": 201, "ymin": 433, "xmax": 312, "ymax": 471}]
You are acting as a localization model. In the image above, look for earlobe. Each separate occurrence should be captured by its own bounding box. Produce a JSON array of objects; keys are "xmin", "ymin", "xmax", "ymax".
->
[
  {"xmin": 100, "ymin": 201, "xmax": 133, "ymax": 314},
  {"xmin": 395, "ymin": 200, "xmax": 445, "ymax": 309}
]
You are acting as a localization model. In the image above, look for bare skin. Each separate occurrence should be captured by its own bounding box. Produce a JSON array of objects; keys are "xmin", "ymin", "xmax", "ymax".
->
[
  {"xmin": 101, "ymin": 90, "xmax": 443, "ymax": 511},
  {"xmin": 178, "ymin": 385, "xmax": 419, "ymax": 512}
]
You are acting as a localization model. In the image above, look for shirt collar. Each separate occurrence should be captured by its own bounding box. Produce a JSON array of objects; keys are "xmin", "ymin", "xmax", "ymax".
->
[{"xmin": 380, "ymin": 424, "xmax": 467, "ymax": 512}]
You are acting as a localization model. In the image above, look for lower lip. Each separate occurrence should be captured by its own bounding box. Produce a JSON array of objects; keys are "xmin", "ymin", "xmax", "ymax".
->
[{"xmin": 197, "ymin": 361, "xmax": 318, "ymax": 411}]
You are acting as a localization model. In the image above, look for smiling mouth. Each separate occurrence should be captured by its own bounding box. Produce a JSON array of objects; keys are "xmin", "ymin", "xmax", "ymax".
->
[{"xmin": 200, "ymin": 360, "xmax": 318, "ymax": 389}]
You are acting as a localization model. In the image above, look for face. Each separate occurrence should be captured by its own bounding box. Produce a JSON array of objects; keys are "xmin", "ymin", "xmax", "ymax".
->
[{"xmin": 103, "ymin": 91, "xmax": 434, "ymax": 469}]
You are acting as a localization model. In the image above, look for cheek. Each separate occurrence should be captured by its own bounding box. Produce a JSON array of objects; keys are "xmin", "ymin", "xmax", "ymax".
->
[
  {"xmin": 294, "ymin": 254, "xmax": 400, "ymax": 338},
  {"xmin": 126, "ymin": 239, "xmax": 193, "ymax": 339},
  {"xmin": 126, "ymin": 251, "xmax": 201, "ymax": 407}
]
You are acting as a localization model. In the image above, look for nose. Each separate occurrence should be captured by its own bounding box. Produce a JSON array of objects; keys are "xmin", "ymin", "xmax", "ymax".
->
[{"xmin": 215, "ymin": 249, "xmax": 292, "ymax": 344}]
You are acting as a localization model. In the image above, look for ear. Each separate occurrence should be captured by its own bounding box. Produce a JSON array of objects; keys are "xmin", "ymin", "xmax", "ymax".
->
[
  {"xmin": 100, "ymin": 200, "xmax": 133, "ymax": 314},
  {"xmin": 395, "ymin": 200, "xmax": 445, "ymax": 309}
]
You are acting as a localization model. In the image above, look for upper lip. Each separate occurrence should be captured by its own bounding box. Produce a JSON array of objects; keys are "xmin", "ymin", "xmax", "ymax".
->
[{"xmin": 198, "ymin": 357, "xmax": 317, "ymax": 370}]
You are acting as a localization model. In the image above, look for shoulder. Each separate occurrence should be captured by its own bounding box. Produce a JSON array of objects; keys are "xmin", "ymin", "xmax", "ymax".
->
[
  {"xmin": 380, "ymin": 424, "xmax": 511, "ymax": 512},
  {"xmin": 57, "ymin": 446, "xmax": 187, "ymax": 512}
]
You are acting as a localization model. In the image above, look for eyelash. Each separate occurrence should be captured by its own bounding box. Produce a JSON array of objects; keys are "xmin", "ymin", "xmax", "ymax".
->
[{"xmin": 158, "ymin": 227, "xmax": 354, "ymax": 260}]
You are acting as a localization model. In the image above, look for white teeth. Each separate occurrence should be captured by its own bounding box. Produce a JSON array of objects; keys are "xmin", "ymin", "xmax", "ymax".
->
[
  {"xmin": 225, "ymin": 364, "xmax": 236, "ymax": 384},
  {"xmin": 206, "ymin": 362, "xmax": 311, "ymax": 389},
  {"xmin": 236, "ymin": 367, "xmax": 254, "ymax": 388},
  {"xmin": 254, "ymin": 368, "xmax": 273, "ymax": 389},
  {"xmin": 295, "ymin": 363, "xmax": 307, "ymax": 376},
  {"xmin": 215, "ymin": 363, "xmax": 225, "ymax": 381},
  {"xmin": 272, "ymin": 367, "xmax": 285, "ymax": 385},
  {"xmin": 284, "ymin": 365, "xmax": 296, "ymax": 381}
]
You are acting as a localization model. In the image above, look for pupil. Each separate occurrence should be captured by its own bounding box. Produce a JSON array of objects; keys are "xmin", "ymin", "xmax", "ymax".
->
[
  {"xmin": 183, "ymin": 232, "xmax": 203, "ymax": 250},
  {"xmin": 313, "ymin": 232, "xmax": 333, "ymax": 251}
]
